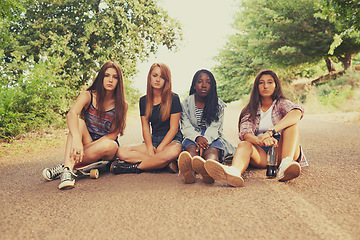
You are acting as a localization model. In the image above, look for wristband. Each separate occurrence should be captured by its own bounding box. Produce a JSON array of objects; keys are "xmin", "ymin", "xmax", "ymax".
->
[{"xmin": 267, "ymin": 129, "xmax": 276, "ymax": 137}]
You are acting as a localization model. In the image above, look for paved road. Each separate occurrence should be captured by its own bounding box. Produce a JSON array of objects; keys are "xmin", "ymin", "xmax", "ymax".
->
[{"xmin": 1, "ymin": 106, "xmax": 359, "ymax": 239}]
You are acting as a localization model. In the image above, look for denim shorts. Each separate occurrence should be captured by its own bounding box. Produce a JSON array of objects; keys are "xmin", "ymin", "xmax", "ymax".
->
[
  {"xmin": 152, "ymin": 130, "xmax": 183, "ymax": 148},
  {"xmin": 89, "ymin": 132, "xmax": 119, "ymax": 146},
  {"xmin": 182, "ymin": 128, "xmax": 224, "ymax": 151},
  {"xmin": 260, "ymin": 134, "xmax": 280, "ymax": 153}
]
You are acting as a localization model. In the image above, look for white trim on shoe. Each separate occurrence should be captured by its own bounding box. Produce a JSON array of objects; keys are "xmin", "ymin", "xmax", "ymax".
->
[
  {"xmin": 192, "ymin": 156, "xmax": 214, "ymax": 184},
  {"xmin": 42, "ymin": 164, "xmax": 64, "ymax": 181},
  {"xmin": 58, "ymin": 168, "xmax": 76, "ymax": 190},
  {"xmin": 278, "ymin": 157, "xmax": 301, "ymax": 181},
  {"xmin": 178, "ymin": 151, "xmax": 195, "ymax": 184},
  {"xmin": 204, "ymin": 159, "xmax": 244, "ymax": 187}
]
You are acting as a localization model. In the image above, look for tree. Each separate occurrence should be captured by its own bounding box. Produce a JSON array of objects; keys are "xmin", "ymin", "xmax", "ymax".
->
[
  {"xmin": 0, "ymin": 0, "xmax": 183, "ymax": 138},
  {"xmin": 214, "ymin": 0, "xmax": 360, "ymax": 102},
  {"xmin": 316, "ymin": 0, "xmax": 360, "ymax": 68},
  {"xmin": 317, "ymin": 0, "xmax": 360, "ymax": 31},
  {"xmin": 213, "ymin": 34, "xmax": 264, "ymax": 102},
  {"xmin": 235, "ymin": 0, "xmax": 360, "ymax": 70},
  {"xmin": 0, "ymin": 0, "xmax": 25, "ymax": 20},
  {"xmin": 1, "ymin": 0, "xmax": 182, "ymax": 89}
]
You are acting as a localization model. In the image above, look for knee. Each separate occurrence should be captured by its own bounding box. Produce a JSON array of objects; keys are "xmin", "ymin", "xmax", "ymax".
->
[
  {"xmin": 117, "ymin": 145, "xmax": 130, "ymax": 159},
  {"xmin": 185, "ymin": 145, "xmax": 197, "ymax": 157},
  {"xmin": 164, "ymin": 143, "xmax": 182, "ymax": 159},
  {"xmin": 99, "ymin": 139, "xmax": 118, "ymax": 154},
  {"xmin": 172, "ymin": 144, "xmax": 182, "ymax": 157},
  {"xmin": 283, "ymin": 123, "xmax": 299, "ymax": 132},
  {"xmin": 237, "ymin": 141, "xmax": 252, "ymax": 150},
  {"xmin": 204, "ymin": 147, "xmax": 219, "ymax": 155},
  {"xmin": 203, "ymin": 147, "xmax": 220, "ymax": 160}
]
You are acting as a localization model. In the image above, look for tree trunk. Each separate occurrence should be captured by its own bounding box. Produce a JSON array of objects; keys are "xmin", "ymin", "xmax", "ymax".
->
[
  {"xmin": 338, "ymin": 53, "xmax": 353, "ymax": 71},
  {"xmin": 325, "ymin": 58, "xmax": 336, "ymax": 73}
]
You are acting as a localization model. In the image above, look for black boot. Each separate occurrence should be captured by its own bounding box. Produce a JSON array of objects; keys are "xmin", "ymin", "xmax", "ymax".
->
[{"xmin": 110, "ymin": 160, "xmax": 143, "ymax": 174}]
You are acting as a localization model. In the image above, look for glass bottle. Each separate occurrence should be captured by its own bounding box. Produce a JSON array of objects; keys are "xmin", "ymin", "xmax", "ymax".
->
[{"xmin": 266, "ymin": 146, "xmax": 277, "ymax": 178}]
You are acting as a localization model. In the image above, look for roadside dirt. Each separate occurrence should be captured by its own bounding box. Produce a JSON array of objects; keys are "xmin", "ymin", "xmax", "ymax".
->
[{"xmin": 1, "ymin": 106, "xmax": 359, "ymax": 240}]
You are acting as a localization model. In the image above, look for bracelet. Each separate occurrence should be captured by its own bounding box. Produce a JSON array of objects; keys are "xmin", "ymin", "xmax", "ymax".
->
[{"xmin": 267, "ymin": 129, "xmax": 276, "ymax": 137}]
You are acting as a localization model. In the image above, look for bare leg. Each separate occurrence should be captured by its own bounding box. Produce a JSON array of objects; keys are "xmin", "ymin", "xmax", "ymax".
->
[
  {"xmin": 137, "ymin": 142, "xmax": 182, "ymax": 170},
  {"xmin": 63, "ymin": 134, "xmax": 74, "ymax": 169},
  {"xmin": 64, "ymin": 119, "xmax": 118, "ymax": 170},
  {"xmin": 231, "ymin": 141, "xmax": 267, "ymax": 174},
  {"xmin": 277, "ymin": 123, "xmax": 300, "ymax": 163},
  {"xmin": 117, "ymin": 143, "xmax": 149, "ymax": 163},
  {"xmin": 64, "ymin": 119, "xmax": 92, "ymax": 170},
  {"xmin": 80, "ymin": 138, "xmax": 118, "ymax": 165},
  {"xmin": 192, "ymin": 147, "xmax": 220, "ymax": 184},
  {"xmin": 203, "ymin": 144, "xmax": 248, "ymax": 187},
  {"xmin": 185, "ymin": 145, "xmax": 198, "ymax": 158},
  {"xmin": 202, "ymin": 147, "xmax": 220, "ymax": 161}
]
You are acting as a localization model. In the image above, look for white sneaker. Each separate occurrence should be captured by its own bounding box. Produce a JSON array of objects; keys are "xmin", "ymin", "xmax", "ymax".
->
[
  {"xmin": 278, "ymin": 157, "xmax": 301, "ymax": 181},
  {"xmin": 192, "ymin": 156, "xmax": 214, "ymax": 184},
  {"xmin": 178, "ymin": 151, "xmax": 195, "ymax": 184},
  {"xmin": 42, "ymin": 164, "xmax": 64, "ymax": 181},
  {"xmin": 58, "ymin": 168, "xmax": 76, "ymax": 190},
  {"xmin": 204, "ymin": 159, "xmax": 244, "ymax": 187}
]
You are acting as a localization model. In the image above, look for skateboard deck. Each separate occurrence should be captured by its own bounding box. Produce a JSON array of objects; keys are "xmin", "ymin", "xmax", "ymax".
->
[{"xmin": 73, "ymin": 160, "xmax": 112, "ymax": 179}]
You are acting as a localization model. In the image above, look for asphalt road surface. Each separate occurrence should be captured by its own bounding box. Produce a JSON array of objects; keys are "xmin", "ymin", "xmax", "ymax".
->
[{"xmin": 1, "ymin": 105, "xmax": 359, "ymax": 240}]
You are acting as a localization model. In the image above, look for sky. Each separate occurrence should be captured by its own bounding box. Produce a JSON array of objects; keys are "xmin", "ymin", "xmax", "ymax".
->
[{"xmin": 131, "ymin": 0, "xmax": 238, "ymax": 96}]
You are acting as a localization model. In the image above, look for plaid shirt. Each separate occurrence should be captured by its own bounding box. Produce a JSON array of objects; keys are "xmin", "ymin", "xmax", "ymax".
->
[{"xmin": 239, "ymin": 98, "xmax": 304, "ymax": 141}]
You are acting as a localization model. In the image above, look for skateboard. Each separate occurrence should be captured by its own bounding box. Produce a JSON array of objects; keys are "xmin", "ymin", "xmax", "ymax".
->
[
  {"xmin": 222, "ymin": 155, "xmax": 233, "ymax": 166},
  {"xmin": 73, "ymin": 160, "xmax": 113, "ymax": 179}
]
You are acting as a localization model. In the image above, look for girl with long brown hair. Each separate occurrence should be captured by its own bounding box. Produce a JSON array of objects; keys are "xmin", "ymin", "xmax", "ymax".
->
[
  {"xmin": 42, "ymin": 61, "xmax": 128, "ymax": 189},
  {"xmin": 205, "ymin": 69, "xmax": 308, "ymax": 187},
  {"xmin": 111, "ymin": 63, "xmax": 182, "ymax": 173}
]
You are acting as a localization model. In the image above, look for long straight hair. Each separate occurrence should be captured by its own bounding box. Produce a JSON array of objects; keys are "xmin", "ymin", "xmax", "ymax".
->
[
  {"xmin": 238, "ymin": 69, "xmax": 286, "ymax": 131},
  {"xmin": 87, "ymin": 61, "xmax": 127, "ymax": 135},
  {"xmin": 145, "ymin": 63, "xmax": 172, "ymax": 121},
  {"xmin": 189, "ymin": 69, "xmax": 220, "ymax": 125}
]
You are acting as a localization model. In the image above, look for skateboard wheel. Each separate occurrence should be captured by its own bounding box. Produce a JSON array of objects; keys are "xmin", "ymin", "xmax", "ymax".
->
[{"xmin": 89, "ymin": 169, "xmax": 99, "ymax": 179}]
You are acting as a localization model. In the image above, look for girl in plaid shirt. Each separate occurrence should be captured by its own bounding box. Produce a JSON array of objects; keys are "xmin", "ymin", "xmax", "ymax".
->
[{"xmin": 205, "ymin": 70, "xmax": 308, "ymax": 187}]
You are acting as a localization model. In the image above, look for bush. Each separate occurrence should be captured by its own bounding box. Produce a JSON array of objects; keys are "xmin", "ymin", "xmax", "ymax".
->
[
  {"xmin": 0, "ymin": 54, "xmax": 142, "ymax": 140},
  {"xmin": 0, "ymin": 60, "xmax": 71, "ymax": 140},
  {"xmin": 301, "ymin": 69, "xmax": 360, "ymax": 114}
]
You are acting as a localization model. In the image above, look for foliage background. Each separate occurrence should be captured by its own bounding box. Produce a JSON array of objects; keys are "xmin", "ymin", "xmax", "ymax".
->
[
  {"xmin": 214, "ymin": 0, "xmax": 360, "ymax": 104},
  {"xmin": 0, "ymin": 0, "xmax": 359, "ymax": 142},
  {"xmin": 0, "ymin": 0, "xmax": 182, "ymax": 140}
]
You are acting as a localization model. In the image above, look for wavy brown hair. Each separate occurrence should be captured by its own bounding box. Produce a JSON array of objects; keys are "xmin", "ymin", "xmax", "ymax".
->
[
  {"xmin": 87, "ymin": 61, "xmax": 127, "ymax": 135},
  {"xmin": 238, "ymin": 69, "xmax": 286, "ymax": 131},
  {"xmin": 145, "ymin": 63, "xmax": 172, "ymax": 121}
]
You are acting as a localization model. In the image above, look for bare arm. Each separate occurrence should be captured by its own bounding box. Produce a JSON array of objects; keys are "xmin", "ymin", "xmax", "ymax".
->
[
  {"xmin": 156, "ymin": 112, "xmax": 181, "ymax": 152},
  {"xmin": 243, "ymin": 132, "xmax": 278, "ymax": 148},
  {"xmin": 66, "ymin": 91, "xmax": 91, "ymax": 163},
  {"xmin": 271, "ymin": 109, "xmax": 302, "ymax": 133},
  {"xmin": 141, "ymin": 116, "xmax": 155, "ymax": 157},
  {"xmin": 251, "ymin": 109, "xmax": 302, "ymax": 147},
  {"xmin": 244, "ymin": 132, "xmax": 265, "ymax": 146}
]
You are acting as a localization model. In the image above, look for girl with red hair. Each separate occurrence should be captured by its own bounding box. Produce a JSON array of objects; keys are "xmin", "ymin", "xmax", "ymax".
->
[{"xmin": 112, "ymin": 63, "xmax": 182, "ymax": 173}]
